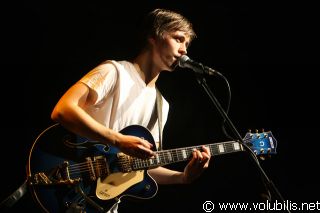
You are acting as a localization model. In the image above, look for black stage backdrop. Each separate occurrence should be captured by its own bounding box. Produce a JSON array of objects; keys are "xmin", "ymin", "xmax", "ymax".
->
[{"xmin": 1, "ymin": 1, "xmax": 319, "ymax": 212}]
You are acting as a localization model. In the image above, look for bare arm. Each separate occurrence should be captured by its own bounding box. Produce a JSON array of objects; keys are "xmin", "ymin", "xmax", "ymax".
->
[
  {"xmin": 51, "ymin": 82, "xmax": 116, "ymax": 145},
  {"xmin": 51, "ymin": 66, "xmax": 155, "ymax": 159}
]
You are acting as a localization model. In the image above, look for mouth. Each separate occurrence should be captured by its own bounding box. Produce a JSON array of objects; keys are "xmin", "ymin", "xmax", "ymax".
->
[{"xmin": 170, "ymin": 56, "xmax": 180, "ymax": 70}]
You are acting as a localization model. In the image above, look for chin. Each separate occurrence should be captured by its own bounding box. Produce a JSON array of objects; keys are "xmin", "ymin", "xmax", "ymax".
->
[{"xmin": 169, "ymin": 61, "xmax": 178, "ymax": 71}]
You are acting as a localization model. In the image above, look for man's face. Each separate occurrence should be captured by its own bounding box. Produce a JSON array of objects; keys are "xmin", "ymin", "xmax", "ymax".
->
[{"xmin": 153, "ymin": 30, "xmax": 191, "ymax": 71}]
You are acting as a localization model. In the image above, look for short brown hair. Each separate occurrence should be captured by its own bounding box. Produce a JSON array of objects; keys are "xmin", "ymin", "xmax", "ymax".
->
[
  {"xmin": 134, "ymin": 8, "xmax": 196, "ymax": 54},
  {"xmin": 146, "ymin": 8, "xmax": 196, "ymax": 41}
]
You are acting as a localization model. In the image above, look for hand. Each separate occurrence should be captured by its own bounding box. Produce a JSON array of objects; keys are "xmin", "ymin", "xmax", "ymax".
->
[
  {"xmin": 182, "ymin": 145, "xmax": 211, "ymax": 183},
  {"xmin": 115, "ymin": 133, "xmax": 155, "ymax": 159}
]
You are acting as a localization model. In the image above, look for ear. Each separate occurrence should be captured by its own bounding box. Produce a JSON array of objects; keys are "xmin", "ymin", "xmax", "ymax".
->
[{"xmin": 148, "ymin": 37, "xmax": 156, "ymax": 46}]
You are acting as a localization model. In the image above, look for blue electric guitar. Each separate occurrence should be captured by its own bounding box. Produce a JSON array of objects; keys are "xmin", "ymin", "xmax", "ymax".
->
[{"xmin": 27, "ymin": 124, "xmax": 277, "ymax": 212}]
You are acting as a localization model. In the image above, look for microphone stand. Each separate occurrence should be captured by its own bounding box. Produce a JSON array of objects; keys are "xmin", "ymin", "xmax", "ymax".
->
[{"xmin": 195, "ymin": 72, "xmax": 290, "ymax": 213}]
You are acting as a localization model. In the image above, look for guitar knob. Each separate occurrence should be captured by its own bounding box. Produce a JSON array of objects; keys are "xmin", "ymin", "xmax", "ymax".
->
[{"xmin": 145, "ymin": 184, "xmax": 151, "ymax": 191}]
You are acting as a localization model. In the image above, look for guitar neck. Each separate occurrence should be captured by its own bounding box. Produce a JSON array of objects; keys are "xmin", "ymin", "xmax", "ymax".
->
[{"xmin": 131, "ymin": 140, "xmax": 243, "ymax": 170}]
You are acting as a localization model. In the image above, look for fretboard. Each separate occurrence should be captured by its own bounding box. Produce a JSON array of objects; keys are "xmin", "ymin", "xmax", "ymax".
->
[{"xmin": 131, "ymin": 140, "xmax": 243, "ymax": 170}]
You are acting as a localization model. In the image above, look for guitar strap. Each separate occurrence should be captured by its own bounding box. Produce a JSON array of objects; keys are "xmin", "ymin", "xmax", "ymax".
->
[
  {"xmin": 156, "ymin": 88, "xmax": 163, "ymax": 151},
  {"xmin": 0, "ymin": 179, "xmax": 28, "ymax": 210}
]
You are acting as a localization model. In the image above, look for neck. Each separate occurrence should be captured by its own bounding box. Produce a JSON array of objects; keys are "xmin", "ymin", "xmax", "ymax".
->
[{"xmin": 132, "ymin": 52, "xmax": 161, "ymax": 86}]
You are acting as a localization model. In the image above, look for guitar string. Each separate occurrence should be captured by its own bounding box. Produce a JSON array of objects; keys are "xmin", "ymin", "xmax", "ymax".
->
[
  {"xmin": 132, "ymin": 143, "xmax": 237, "ymax": 169},
  {"xmin": 131, "ymin": 143, "xmax": 234, "ymax": 170},
  {"xmin": 66, "ymin": 138, "xmax": 269, "ymax": 175},
  {"xmin": 67, "ymin": 142, "xmax": 240, "ymax": 172},
  {"xmin": 130, "ymin": 137, "xmax": 273, "ymax": 169}
]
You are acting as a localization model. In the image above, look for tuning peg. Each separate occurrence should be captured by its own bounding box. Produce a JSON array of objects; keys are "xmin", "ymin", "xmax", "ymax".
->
[
  {"xmin": 261, "ymin": 128, "xmax": 265, "ymax": 132},
  {"xmin": 259, "ymin": 149, "xmax": 266, "ymax": 160},
  {"xmin": 247, "ymin": 129, "xmax": 253, "ymax": 138},
  {"xmin": 256, "ymin": 132, "xmax": 261, "ymax": 139},
  {"xmin": 255, "ymin": 129, "xmax": 258, "ymax": 133}
]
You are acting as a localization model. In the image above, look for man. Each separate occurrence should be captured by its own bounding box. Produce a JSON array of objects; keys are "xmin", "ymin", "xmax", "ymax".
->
[{"xmin": 51, "ymin": 8, "xmax": 211, "ymax": 212}]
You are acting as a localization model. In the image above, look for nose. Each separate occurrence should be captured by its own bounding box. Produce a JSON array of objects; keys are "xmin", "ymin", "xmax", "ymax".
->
[{"xmin": 179, "ymin": 43, "xmax": 187, "ymax": 55}]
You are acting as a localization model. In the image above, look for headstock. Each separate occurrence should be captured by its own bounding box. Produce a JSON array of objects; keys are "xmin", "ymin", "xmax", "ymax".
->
[{"xmin": 243, "ymin": 129, "xmax": 277, "ymax": 160}]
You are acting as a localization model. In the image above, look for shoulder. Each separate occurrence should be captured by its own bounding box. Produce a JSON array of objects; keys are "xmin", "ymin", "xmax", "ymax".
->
[
  {"xmin": 95, "ymin": 60, "xmax": 119, "ymax": 74},
  {"xmin": 100, "ymin": 60, "xmax": 132, "ymax": 69},
  {"xmin": 80, "ymin": 60, "xmax": 136, "ymax": 87},
  {"xmin": 82, "ymin": 60, "xmax": 120, "ymax": 81},
  {"xmin": 79, "ymin": 61, "xmax": 120, "ymax": 89}
]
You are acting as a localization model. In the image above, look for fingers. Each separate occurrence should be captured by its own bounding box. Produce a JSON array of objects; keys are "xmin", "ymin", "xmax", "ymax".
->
[
  {"xmin": 133, "ymin": 137, "xmax": 155, "ymax": 159},
  {"xmin": 202, "ymin": 145, "xmax": 211, "ymax": 156},
  {"xmin": 138, "ymin": 137, "xmax": 156, "ymax": 156},
  {"xmin": 118, "ymin": 134, "xmax": 156, "ymax": 159},
  {"xmin": 192, "ymin": 146, "xmax": 211, "ymax": 166},
  {"xmin": 137, "ymin": 144, "xmax": 156, "ymax": 157},
  {"xmin": 138, "ymin": 138, "xmax": 153, "ymax": 149}
]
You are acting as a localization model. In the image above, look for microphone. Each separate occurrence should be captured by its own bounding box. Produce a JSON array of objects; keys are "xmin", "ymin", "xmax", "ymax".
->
[{"xmin": 178, "ymin": 55, "xmax": 220, "ymax": 76}]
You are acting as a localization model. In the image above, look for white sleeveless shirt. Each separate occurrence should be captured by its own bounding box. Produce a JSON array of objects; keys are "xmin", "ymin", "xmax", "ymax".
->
[{"xmin": 79, "ymin": 60, "xmax": 169, "ymax": 144}]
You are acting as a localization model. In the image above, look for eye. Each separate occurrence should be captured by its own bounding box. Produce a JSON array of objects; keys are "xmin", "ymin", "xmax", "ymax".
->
[
  {"xmin": 175, "ymin": 37, "xmax": 183, "ymax": 43},
  {"xmin": 171, "ymin": 32, "xmax": 190, "ymax": 48}
]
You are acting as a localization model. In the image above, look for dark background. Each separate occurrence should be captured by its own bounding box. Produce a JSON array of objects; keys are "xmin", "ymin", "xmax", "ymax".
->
[{"xmin": 1, "ymin": 1, "xmax": 319, "ymax": 212}]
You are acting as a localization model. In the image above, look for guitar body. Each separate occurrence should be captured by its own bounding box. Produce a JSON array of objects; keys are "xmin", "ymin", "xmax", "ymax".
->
[{"xmin": 27, "ymin": 124, "xmax": 158, "ymax": 213}]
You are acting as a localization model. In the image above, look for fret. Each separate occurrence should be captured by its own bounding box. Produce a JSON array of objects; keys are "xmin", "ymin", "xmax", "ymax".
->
[
  {"xmin": 210, "ymin": 144, "xmax": 220, "ymax": 155},
  {"xmin": 233, "ymin": 142, "xmax": 241, "ymax": 151},
  {"xmin": 148, "ymin": 158, "xmax": 153, "ymax": 166},
  {"xmin": 172, "ymin": 149, "xmax": 179, "ymax": 162},
  {"xmin": 218, "ymin": 144, "xmax": 225, "ymax": 153},
  {"xmin": 181, "ymin": 149, "xmax": 187, "ymax": 160},
  {"xmin": 162, "ymin": 151, "xmax": 172, "ymax": 164},
  {"xmin": 155, "ymin": 153, "xmax": 160, "ymax": 164},
  {"xmin": 142, "ymin": 159, "xmax": 147, "ymax": 168},
  {"xmin": 175, "ymin": 149, "xmax": 179, "ymax": 161},
  {"xmin": 224, "ymin": 143, "xmax": 232, "ymax": 153},
  {"xmin": 166, "ymin": 151, "xmax": 173, "ymax": 162}
]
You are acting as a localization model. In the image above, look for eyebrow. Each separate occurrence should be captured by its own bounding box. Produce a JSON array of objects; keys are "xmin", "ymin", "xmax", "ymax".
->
[{"xmin": 176, "ymin": 33, "xmax": 191, "ymax": 47}]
